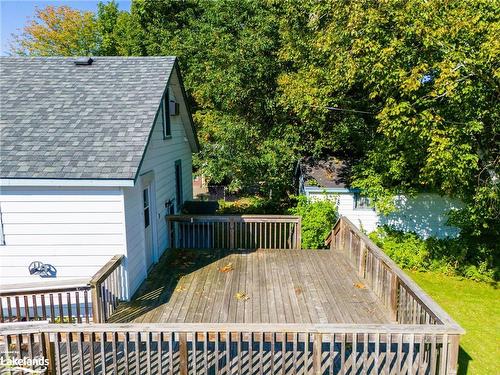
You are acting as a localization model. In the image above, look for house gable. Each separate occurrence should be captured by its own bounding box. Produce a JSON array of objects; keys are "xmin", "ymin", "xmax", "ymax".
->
[{"xmin": 0, "ymin": 56, "xmax": 199, "ymax": 184}]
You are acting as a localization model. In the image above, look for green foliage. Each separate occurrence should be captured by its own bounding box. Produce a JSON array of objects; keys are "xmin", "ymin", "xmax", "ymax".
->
[
  {"xmin": 369, "ymin": 228, "xmax": 430, "ymax": 271},
  {"xmin": 278, "ymin": 0, "xmax": 499, "ymax": 255},
  {"xmin": 216, "ymin": 196, "xmax": 290, "ymax": 215},
  {"xmin": 11, "ymin": 0, "xmax": 499, "ymax": 264},
  {"xmin": 288, "ymin": 196, "xmax": 338, "ymax": 249},
  {"xmin": 370, "ymin": 227, "xmax": 497, "ymax": 282}
]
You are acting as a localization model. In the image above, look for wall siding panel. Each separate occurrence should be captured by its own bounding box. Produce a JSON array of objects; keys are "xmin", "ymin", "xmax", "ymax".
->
[
  {"xmin": 0, "ymin": 186, "xmax": 126, "ymax": 285},
  {"xmin": 123, "ymin": 73, "xmax": 194, "ymax": 296}
]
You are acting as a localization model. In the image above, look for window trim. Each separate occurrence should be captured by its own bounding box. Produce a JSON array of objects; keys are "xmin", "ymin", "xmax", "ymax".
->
[
  {"xmin": 162, "ymin": 89, "xmax": 171, "ymax": 139},
  {"xmin": 0, "ymin": 203, "xmax": 5, "ymax": 245},
  {"xmin": 174, "ymin": 159, "xmax": 183, "ymax": 212},
  {"xmin": 143, "ymin": 187, "xmax": 151, "ymax": 228},
  {"xmin": 353, "ymin": 192, "xmax": 371, "ymax": 210}
]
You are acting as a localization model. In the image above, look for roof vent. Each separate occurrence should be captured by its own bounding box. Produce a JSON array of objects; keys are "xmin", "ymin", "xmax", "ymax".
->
[{"xmin": 74, "ymin": 57, "xmax": 93, "ymax": 66}]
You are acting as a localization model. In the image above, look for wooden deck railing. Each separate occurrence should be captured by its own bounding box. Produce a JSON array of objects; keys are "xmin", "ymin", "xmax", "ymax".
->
[
  {"xmin": 326, "ymin": 217, "xmax": 460, "ymax": 327},
  {"xmin": 89, "ymin": 254, "xmax": 125, "ymax": 323},
  {"xmin": 167, "ymin": 215, "xmax": 301, "ymax": 250},
  {"xmin": 0, "ymin": 255, "xmax": 125, "ymax": 324},
  {"xmin": 0, "ymin": 321, "xmax": 463, "ymax": 375},
  {"xmin": 0, "ymin": 280, "xmax": 92, "ymax": 324}
]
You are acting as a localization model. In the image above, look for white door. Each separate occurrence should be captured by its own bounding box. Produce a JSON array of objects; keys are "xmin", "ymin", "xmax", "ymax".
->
[{"xmin": 143, "ymin": 185, "xmax": 154, "ymax": 270}]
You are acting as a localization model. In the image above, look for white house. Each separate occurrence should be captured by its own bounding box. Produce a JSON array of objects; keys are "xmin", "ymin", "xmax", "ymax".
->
[
  {"xmin": 0, "ymin": 57, "xmax": 198, "ymax": 298},
  {"xmin": 297, "ymin": 157, "xmax": 463, "ymax": 238}
]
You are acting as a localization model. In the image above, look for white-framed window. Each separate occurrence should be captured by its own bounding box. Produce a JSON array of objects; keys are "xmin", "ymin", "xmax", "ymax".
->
[
  {"xmin": 162, "ymin": 89, "xmax": 171, "ymax": 139},
  {"xmin": 0, "ymin": 204, "xmax": 5, "ymax": 245},
  {"xmin": 143, "ymin": 188, "xmax": 151, "ymax": 228},
  {"xmin": 354, "ymin": 193, "xmax": 371, "ymax": 209}
]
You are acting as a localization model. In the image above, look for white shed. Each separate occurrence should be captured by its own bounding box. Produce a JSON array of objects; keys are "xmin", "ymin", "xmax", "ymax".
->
[
  {"xmin": 297, "ymin": 157, "xmax": 463, "ymax": 238},
  {"xmin": 0, "ymin": 57, "xmax": 198, "ymax": 298}
]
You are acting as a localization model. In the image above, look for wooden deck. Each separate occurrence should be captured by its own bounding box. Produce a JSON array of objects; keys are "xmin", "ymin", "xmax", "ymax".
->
[{"xmin": 111, "ymin": 249, "xmax": 391, "ymax": 324}]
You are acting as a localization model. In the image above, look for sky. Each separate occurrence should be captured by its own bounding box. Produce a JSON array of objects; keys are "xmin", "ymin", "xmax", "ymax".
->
[{"xmin": 0, "ymin": 0, "xmax": 131, "ymax": 56}]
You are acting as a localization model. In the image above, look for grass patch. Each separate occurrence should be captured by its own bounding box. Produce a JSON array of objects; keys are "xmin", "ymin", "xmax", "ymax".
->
[{"xmin": 409, "ymin": 271, "xmax": 500, "ymax": 374}]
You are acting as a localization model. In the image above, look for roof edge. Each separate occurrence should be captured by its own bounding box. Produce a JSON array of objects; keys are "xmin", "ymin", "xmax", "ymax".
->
[
  {"xmin": 0, "ymin": 178, "xmax": 135, "ymax": 187},
  {"xmin": 132, "ymin": 57, "xmax": 199, "ymax": 184},
  {"xmin": 174, "ymin": 58, "xmax": 200, "ymax": 152}
]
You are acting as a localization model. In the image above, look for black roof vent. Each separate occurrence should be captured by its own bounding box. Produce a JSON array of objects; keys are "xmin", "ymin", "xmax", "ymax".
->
[{"xmin": 74, "ymin": 57, "xmax": 93, "ymax": 66}]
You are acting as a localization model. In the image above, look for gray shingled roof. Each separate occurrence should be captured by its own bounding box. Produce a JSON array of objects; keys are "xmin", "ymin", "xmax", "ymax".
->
[
  {"xmin": 0, "ymin": 56, "xmax": 176, "ymax": 180},
  {"xmin": 299, "ymin": 157, "xmax": 350, "ymax": 188}
]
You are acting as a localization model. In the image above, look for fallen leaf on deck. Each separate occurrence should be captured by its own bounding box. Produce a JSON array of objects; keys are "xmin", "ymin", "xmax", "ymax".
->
[
  {"xmin": 219, "ymin": 263, "xmax": 234, "ymax": 273},
  {"xmin": 235, "ymin": 292, "xmax": 249, "ymax": 301},
  {"xmin": 353, "ymin": 282, "xmax": 366, "ymax": 289},
  {"xmin": 294, "ymin": 287, "xmax": 302, "ymax": 295},
  {"xmin": 175, "ymin": 286, "xmax": 186, "ymax": 292}
]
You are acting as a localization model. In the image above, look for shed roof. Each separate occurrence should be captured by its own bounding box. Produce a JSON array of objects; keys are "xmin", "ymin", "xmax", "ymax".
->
[
  {"xmin": 299, "ymin": 157, "xmax": 352, "ymax": 189},
  {"xmin": 0, "ymin": 56, "xmax": 194, "ymax": 181}
]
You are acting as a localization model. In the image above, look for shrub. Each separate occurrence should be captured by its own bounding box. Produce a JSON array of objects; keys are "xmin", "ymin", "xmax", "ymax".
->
[
  {"xmin": 216, "ymin": 196, "xmax": 289, "ymax": 214},
  {"xmin": 369, "ymin": 228, "xmax": 430, "ymax": 271},
  {"xmin": 370, "ymin": 226, "xmax": 498, "ymax": 282},
  {"xmin": 288, "ymin": 196, "xmax": 338, "ymax": 249}
]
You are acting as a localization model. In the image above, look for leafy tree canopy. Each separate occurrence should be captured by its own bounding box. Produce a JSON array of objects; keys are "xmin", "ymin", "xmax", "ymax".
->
[{"xmin": 9, "ymin": 0, "xmax": 500, "ymax": 261}]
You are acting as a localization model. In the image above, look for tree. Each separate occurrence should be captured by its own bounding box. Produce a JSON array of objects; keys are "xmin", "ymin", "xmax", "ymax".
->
[
  {"xmin": 11, "ymin": 6, "xmax": 99, "ymax": 56},
  {"xmin": 131, "ymin": 0, "xmax": 297, "ymax": 194},
  {"xmin": 278, "ymin": 0, "xmax": 499, "ymax": 266}
]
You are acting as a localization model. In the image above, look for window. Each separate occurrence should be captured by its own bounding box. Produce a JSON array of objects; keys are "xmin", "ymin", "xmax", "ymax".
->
[
  {"xmin": 143, "ymin": 188, "xmax": 150, "ymax": 228},
  {"xmin": 0, "ymin": 204, "xmax": 4, "ymax": 245},
  {"xmin": 354, "ymin": 193, "xmax": 371, "ymax": 209},
  {"xmin": 175, "ymin": 160, "xmax": 183, "ymax": 212},
  {"xmin": 162, "ymin": 89, "xmax": 171, "ymax": 139}
]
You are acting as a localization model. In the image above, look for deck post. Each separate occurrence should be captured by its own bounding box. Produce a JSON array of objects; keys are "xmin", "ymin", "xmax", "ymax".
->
[
  {"xmin": 313, "ymin": 333, "xmax": 322, "ymax": 374},
  {"xmin": 167, "ymin": 218, "xmax": 173, "ymax": 249},
  {"xmin": 446, "ymin": 334, "xmax": 460, "ymax": 375},
  {"xmin": 359, "ymin": 242, "xmax": 367, "ymax": 278},
  {"xmin": 296, "ymin": 219, "xmax": 302, "ymax": 249},
  {"xmin": 41, "ymin": 332, "xmax": 56, "ymax": 375},
  {"xmin": 390, "ymin": 274, "xmax": 399, "ymax": 321},
  {"xmin": 91, "ymin": 285, "xmax": 102, "ymax": 323},
  {"xmin": 229, "ymin": 219, "xmax": 235, "ymax": 249},
  {"xmin": 179, "ymin": 332, "xmax": 188, "ymax": 375}
]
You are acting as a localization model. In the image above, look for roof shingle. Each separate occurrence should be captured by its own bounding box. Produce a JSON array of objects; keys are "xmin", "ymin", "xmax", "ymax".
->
[{"xmin": 0, "ymin": 56, "xmax": 176, "ymax": 180}]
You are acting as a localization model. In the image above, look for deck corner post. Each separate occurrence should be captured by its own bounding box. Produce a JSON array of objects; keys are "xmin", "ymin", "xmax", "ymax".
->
[
  {"xmin": 341, "ymin": 219, "xmax": 348, "ymax": 253},
  {"xmin": 90, "ymin": 284, "xmax": 102, "ymax": 323},
  {"xmin": 167, "ymin": 218, "xmax": 173, "ymax": 249},
  {"xmin": 313, "ymin": 333, "xmax": 322, "ymax": 374},
  {"xmin": 446, "ymin": 334, "xmax": 460, "ymax": 375},
  {"xmin": 179, "ymin": 332, "xmax": 188, "ymax": 375}
]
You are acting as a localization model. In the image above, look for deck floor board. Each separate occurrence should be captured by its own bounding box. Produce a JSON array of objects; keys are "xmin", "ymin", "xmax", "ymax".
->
[{"xmin": 111, "ymin": 249, "xmax": 391, "ymax": 324}]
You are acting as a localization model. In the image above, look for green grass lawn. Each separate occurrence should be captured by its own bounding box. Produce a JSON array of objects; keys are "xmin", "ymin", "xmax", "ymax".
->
[{"xmin": 409, "ymin": 271, "xmax": 500, "ymax": 375}]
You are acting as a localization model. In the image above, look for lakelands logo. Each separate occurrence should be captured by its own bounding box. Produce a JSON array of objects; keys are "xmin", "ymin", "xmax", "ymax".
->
[{"xmin": 0, "ymin": 353, "xmax": 49, "ymax": 374}]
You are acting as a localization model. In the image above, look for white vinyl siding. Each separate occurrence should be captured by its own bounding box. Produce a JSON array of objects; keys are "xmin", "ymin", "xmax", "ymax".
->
[
  {"xmin": 0, "ymin": 187, "xmax": 127, "ymax": 285},
  {"xmin": 123, "ymin": 75, "xmax": 194, "ymax": 296},
  {"xmin": 306, "ymin": 189, "xmax": 462, "ymax": 238}
]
